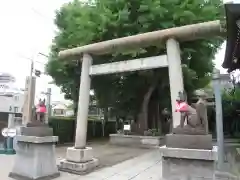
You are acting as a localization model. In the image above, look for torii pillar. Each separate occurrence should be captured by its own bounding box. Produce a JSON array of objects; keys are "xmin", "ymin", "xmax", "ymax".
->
[
  {"xmin": 167, "ymin": 38, "xmax": 184, "ymax": 128},
  {"xmin": 58, "ymin": 54, "xmax": 99, "ymax": 174}
]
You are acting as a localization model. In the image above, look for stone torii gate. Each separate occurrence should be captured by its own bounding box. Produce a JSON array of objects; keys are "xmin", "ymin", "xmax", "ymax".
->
[{"xmin": 58, "ymin": 20, "xmax": 224, "ymax": 174}]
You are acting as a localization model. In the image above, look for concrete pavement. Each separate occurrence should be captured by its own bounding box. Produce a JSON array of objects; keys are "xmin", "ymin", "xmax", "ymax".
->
[
  {"xmin": 1, "ymin": 149, "xmax": 161, "ymax": 180},
  {"xmin": 2, "ymin": 142, "xmax": 239, "ymax": 179}
]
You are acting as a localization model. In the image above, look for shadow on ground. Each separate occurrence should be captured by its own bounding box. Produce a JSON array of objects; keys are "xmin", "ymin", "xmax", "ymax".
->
[
  {"xmin": 224, "ymin": 144, "xmax": 240, "ymax": 176},
  {"xmin": 55, "ymin": 140, "xmax": 152, "ymax": 170},
  {"xmin": 0, "ymin": 140, "xmax": 153, "ymax": 179}
]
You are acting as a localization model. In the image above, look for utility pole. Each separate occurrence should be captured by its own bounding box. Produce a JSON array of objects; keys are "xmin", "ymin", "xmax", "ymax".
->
[
  {"xmin": 22, "ymin": 76, "xmax": 36, "ymax": 125},
  {"xmin": 45, "ymin": 88, "xmax": 51, "ymax": 124},
  {"xmin": 8, "ymin": 106, "xmax": 15, "ymax": 129},
  {"xmin": 30, "ymin": 60, "xmax": 34, "ymax": 78},
  {"xmin": 6, "ymin": 105, "xmax": 16, "ymax": 154},
  {"xmin": 20, "ymin": 52, "xmax": 48, "ymax": 125},
  {"xmin": 41, "ymin": 88, "xmax": 51, "ymax": 124},
  {"xmin": 22, "ymin": 59, "xmax": 36, "ymax": 125}
]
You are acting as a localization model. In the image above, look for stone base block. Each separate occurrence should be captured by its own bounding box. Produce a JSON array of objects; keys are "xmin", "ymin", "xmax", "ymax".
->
[
  {"xmin": 15, "ymin": 135, "xmax": 58, "ymax": 144},
  {"xmin": 160, "ymin": 145, "xmax": 218, "ymax": 161},
  {"xmin": 9, "ymin": 135, "xmax": 59, "ymax": 180},
  {"xmin": 26, "ymin": 121, "xmax": 48, "ymax": 127},
  {"xmin": 19, "ymin": 126, "xmax": 53, "ymax": 137},
  {"xmin": 66, "ymin": 147, "xmax": 93, "ymax": 162},
  {"xmin": 58, "ymin": 158, "xmax": 99, "ymax": 175},
  {"xmin": 165, "ymin": 133, "xmax": 213, "ymax": 149},
  {"xmin": 162, "ymin": 157, "xmax": 215, "ymax": 179},
  {"xmin": 215, "ymin": 171, "xmax": 239, "ymax": 180},
  {"xmin": 9, "ymin": 172, "xmax": 60, "ymax": 180},
  {"xmin": 172, "ymin": 126, "xmax": 206, "ymax": 135},
  {"xmin": 160, "ymin": 145, "xmax": 218, "ymax": 179},
  {"xmin": 0, "ymin": 148, "xmax": 16, "ymax": 154}
]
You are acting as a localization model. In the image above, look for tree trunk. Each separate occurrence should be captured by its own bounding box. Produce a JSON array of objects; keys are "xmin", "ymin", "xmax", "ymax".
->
[
  {"xmin": 150, "ymin": 99, "xmax": 158, "ymax": 130},
  {"xmin": 148, "ymin": 99, "xmax": 154, "ymax": 129},
  {"xmin": 156, "ymin": 102, "xmax": 162, "ymax": 134},
  {"xmin": 74, "ymin": 101, "xmax": 78, "ymax": 116},
  {"xmin": 103, "ymin": 107, "xmax": 109, "ymax": 122},
  {"xmin": 72, "ymin": 101, "xmax": 78, "ymax": 142},
  {"xmin": 102, "ymin": 107, "xmax": 108, "ymax": 137},
  {"xmin": 116, "ymin": 116, "xmax": 123, "ymax": 132},
  {"xmin": 136, "ymin": 82, "xmax": 158, "ymax": 134}
]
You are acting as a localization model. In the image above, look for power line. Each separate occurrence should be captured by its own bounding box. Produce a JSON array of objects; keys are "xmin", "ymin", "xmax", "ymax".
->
[
  {"xmin": 38, "ymin": 52, "xmax": 49, "ymax": 58},
  {"xmin": 30, "ymin": 7, "xmax": 58, "ymax": 32},
  {"xmin": 15, "ymin": 52, "xmax": 47, "ymax": 65},
  {"xmin": 31, "ymin": 8, "xmax": 49, "ymax": 20}
]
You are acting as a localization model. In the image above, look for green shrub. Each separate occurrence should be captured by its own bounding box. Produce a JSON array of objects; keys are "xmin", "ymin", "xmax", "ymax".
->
[
  {"xmin": 48, "ymin": 116, "xmax": 116, "ymax": 144},
  {"xmin": 222, "ymin": 88, "xmax": 240, "ymax": 137}
]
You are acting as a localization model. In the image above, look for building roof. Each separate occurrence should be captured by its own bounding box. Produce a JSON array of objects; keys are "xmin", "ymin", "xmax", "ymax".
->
[
  {"xmin": 223, "ymin": 4, "xmax": 240, "ymax": 72},
  {"xmin": 0, "ymin": 72, "xmax": 15, "ymax": 83},
  {"xmin": 52, "ymin": 104, "xmax": 67, "ymax": 110}
]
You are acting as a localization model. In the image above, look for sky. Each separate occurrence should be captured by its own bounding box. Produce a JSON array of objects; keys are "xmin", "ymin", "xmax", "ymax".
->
[
  {"xmin": 0, "ymin": 0, "xmax": 71, "ymax": 103},
  {"xmin": 0, "ymin": 0, "xmax": 237, "ymax": 103}
]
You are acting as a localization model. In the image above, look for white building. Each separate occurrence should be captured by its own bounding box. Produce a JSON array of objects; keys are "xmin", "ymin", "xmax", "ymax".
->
[
  {"xmin": 51, "ymin": 101, "xmax": 74, "ymax": 117},
  {"xmin": 0, "ymin": 73, "xmax": 24, "ymax": 114}
]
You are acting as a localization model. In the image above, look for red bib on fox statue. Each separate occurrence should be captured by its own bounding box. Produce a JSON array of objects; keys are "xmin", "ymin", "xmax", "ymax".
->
[{"xmin": 175, "ymin": 101, "xmax": 188, "ymax": 112}]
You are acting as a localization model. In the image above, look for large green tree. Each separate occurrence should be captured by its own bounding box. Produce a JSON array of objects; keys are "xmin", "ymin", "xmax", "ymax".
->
[{"xmin": 46, "ymin": 0, "xmax": 224, "ymax": 134}]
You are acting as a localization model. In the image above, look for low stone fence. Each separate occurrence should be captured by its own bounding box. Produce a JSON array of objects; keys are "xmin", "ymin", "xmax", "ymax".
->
[
  {"xmin": 109, "ymin": 134, "xmax": 164, "ymax": 148},
  {"xmin": 215, "ymin": 171, "xmax": 239, "ymax": 180}
]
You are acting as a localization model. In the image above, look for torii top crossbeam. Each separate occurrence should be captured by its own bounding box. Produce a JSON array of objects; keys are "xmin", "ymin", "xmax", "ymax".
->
[{"xmin": 59, "ymin": 20, "xmax": 223, "ymax": 59}]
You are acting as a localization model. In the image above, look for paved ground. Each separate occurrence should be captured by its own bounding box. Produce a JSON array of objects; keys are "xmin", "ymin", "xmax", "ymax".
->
[
  {"xmin": 1, "ymin": 149, "xmax": 160, "ymax": 180},
  {"xmin": 1, "ymin": 142, "xmax": 156, "ymax": 180},
  {"xmin": 56, "ymin": 141, "xmax": 152, "ymax": 170},
  {"xmin": 1, "ymin": 141, "xmax": 239, "ymax": 179}
]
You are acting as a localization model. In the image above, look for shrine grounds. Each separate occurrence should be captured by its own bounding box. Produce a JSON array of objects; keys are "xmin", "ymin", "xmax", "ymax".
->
[
  {"xmin": 1, "ymin": 140, "xmax": 153, "ymax": 179},
  {"xmin": 0, "ymin": 139, "xmax": 239, "ymax": 180}
]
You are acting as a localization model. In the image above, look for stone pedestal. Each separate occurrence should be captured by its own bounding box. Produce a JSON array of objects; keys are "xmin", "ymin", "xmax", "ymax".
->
[
  {"xmin": 165, "ymin": 134, "xmax": 213, "ymax": 149},
  {"xmin": 160, "ymin": 145, "xmax": 218, "ymax": 180},
  {"xmin": 58, "ymin": 147, "xmax": 99, "ymax": 175},
  {"xmin": 9, "ymin": 127, "xmax": 59, "ymax": 180}
]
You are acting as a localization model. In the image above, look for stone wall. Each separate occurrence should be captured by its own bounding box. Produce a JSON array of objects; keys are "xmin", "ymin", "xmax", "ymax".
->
[
  {"xmin": 215, "ymin": 171, "xmax": 239, "ymax": 180},
  {"xmin": 162, "ymin": 158, "xmax": 239, "ymax": 180},
  {"xmin": 109, "ymin": 134, "xmax": 164, "ymax": 148},
  {"xmin": 162, "ymin": 157, "xmax": 215, "ymax": 179}
]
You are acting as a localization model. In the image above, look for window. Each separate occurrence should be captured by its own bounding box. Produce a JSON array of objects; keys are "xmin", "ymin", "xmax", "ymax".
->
[
  {"xmin": 0, "ymin": 84, "xmax": 8, "ymax": 88},
  {"xmin": 14, "ymin": 96, "xmax": 19, "ymax": 101},
  {"xmin": 54, "ymin": 109, "xmax": 65, "ymax": 116},
  {"xmin": 14, "ymin": 107, "xmax": 19, "ymax": 113}
]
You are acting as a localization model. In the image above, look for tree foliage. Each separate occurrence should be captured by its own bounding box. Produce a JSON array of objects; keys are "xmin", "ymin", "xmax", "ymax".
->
[
  {"xmin": 46, "ymin": 0, "xmax": 224, "ymax": 133},
  {"xmin": 222, "ymin": 86, "xmax": 240, "ymax": 136}
]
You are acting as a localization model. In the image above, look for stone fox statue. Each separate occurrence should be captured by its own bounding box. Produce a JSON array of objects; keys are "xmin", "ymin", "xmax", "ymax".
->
[{"xmin": 173, "ymin": 91, "xmax": 209, "ymax": 135}]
